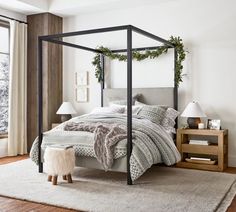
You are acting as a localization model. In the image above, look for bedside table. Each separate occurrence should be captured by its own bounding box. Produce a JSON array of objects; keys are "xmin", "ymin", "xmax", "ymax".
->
[
  {"xmin": 176, "ymin": 128, "xmax": 228, "ymax": 171},
  {"xmin": 51, "ymin": 123, "xmax": 61, "ymax": 129}
]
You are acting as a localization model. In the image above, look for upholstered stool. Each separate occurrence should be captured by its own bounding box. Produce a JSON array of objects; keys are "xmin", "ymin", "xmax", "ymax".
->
[{"xmin": 44, "ymin": 146, "xmax": 75, "ymax": 185}]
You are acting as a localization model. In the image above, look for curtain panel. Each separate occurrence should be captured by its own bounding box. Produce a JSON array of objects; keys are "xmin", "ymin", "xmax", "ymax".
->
[{"xmin": 8, "ymin": 20, "xmax": 27, "ymax": 156}]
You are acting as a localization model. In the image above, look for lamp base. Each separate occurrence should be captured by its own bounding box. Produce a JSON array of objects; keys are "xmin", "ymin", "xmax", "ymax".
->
[
  {"xmin": 61, "ymin": 114, "xmax": 72, "ymax": 122},
  {"xmin": 187, "ymin": 117, "xmax": 201, "ymax": 129}
]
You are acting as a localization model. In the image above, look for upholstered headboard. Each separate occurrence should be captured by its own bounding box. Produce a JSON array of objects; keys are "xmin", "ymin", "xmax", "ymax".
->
[{"xmin": 103, "ymin": 87, "xmax": 175, "ymax": 108}]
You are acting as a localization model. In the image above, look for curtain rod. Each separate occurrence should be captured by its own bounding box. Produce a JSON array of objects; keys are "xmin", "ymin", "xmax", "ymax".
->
[{"xmin": 0, "ymin": 14, "xmax": 28, "ymax": 24}]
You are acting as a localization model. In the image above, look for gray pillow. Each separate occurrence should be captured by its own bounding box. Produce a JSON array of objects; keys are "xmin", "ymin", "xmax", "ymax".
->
[
  {"xmin": 109, "ymin": 93, "xmax": 141, "ymax": 105},
  {"xmin": 137, "ymin": 105, "xmax": 167, "ymax": 125}
]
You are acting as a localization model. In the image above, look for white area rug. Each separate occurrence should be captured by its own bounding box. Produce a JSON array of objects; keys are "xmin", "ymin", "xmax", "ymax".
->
[{"xmin": 0, "ymin": 159, "xmax": 235, "ymax": 212}]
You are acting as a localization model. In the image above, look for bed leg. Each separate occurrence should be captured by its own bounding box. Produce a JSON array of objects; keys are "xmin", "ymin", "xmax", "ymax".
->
[
  {"xmin": 39, "ymin": 162, "xmax": 43, "ymax": 173},
  {"xmin": 127, "ymin": 177, "xmax": 132, "ymax": 185}
]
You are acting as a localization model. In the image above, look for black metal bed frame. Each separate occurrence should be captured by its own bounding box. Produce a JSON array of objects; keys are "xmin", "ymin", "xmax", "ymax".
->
[{"xmin": 38, "ymin": 25, "xmax": 177, "ymax": 185}]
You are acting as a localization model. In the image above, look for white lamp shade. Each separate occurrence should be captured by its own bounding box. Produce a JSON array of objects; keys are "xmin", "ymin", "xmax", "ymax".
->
[
  {"xmin": 56, "ymin": 102, "xmax": 77, "ymax": 115},
  {"xmin": 181, "ymin": 101, "xmax": 206, "ymax": 117}
]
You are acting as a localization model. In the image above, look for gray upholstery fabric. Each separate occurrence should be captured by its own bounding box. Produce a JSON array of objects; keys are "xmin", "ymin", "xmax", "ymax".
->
[
  {"xmin": 75, "ymin": 156, "xmax": 127, "ymax": 172},
  {"xmin": 103, "ymin": 88, "xmax": 174, "ymax": 107}
]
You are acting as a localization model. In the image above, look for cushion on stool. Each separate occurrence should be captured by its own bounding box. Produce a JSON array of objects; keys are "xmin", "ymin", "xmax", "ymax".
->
[{"xmin": 44, "ymin": 147, "xmax": 75, "ymax": 176}]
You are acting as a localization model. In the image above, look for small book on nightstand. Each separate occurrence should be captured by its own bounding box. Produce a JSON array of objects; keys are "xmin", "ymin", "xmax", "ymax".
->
[
  {"xmin": 190, "ymin": 157, "xmax": 211, "ymax": 161},
  {"xmin": 189, "ymin": 140, "xmax": 209, "ymax": 145}
]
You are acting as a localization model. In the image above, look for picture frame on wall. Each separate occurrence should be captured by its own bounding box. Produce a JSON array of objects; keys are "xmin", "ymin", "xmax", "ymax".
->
[
  {"xmin": 76, "ymin": 87, "xmax": 88, "ymax": 102},
  {"xmin": 76, "ymin": 72, "xmax": 88, "ymax": 86},
  {"xmin": 75, "ymin": 71, "xmax": 89, "ymax": 102},
  {"xmin": 207, "ymin": 119, "xmax": 221, "ymax": 130}
]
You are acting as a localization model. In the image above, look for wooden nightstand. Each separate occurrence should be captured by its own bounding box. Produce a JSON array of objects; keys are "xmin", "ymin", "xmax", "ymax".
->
[
  {"xmin": 51, "ymin": 123, "xmax": 61, "ymax": 129},
  {"xmin": 176, "ymin": 128, "xmax": 228, "ymax": 172}
]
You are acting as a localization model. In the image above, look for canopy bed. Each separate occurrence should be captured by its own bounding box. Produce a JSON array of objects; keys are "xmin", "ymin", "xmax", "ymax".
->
[{"xmin": 35, "ymin": 25, "xmax": 180, "ymax": 185}]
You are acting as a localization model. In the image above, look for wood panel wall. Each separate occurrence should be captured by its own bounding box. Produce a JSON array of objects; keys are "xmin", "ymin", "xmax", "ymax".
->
[{"xmin": 27, "ymin": 13, "xmax": 62, "ymax": 151}]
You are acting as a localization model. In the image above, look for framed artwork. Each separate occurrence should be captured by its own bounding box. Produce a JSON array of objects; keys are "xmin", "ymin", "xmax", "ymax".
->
[
  {"xmin": 75, "ymin": 71, "xmax": 89, "ymax": 102},
  {"xmin": 207, "ymin": 119, "xmax": 221, "ymax": 130},
  {"xmin": 76, "ymin": 87, "xmax": 88, "ymax": 102},
  {"xmin": 76, "ymin": 72, "xmax": 88, "ymax": 86}
]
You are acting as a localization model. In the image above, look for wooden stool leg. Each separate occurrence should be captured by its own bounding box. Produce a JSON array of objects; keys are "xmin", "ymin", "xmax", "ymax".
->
[
  {"xmin": 52, "ymin": 175, "xmax": 58, "ymax": 185},
  {"xmin": 63, "ymin": 175, "xmax": 67, "ymax": 180},
  {"xmin": 67, "ymin": 174, "xmax": 72, "ymax": 183},
  {"xmin": 48, "ymin": 175, "xmax": 52, "ymax": 182}
]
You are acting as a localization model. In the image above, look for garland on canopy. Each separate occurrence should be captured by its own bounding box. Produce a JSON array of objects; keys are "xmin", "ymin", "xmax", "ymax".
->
[{"xmin": 92, "ymin": 36, "xmax": 186, "ymax": 87}]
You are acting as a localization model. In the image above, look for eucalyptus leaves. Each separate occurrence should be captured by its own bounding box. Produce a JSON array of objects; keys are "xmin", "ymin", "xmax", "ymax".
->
[{"xmin": 92, "ymin": 36, "xmax": 186, "ymax": 87}]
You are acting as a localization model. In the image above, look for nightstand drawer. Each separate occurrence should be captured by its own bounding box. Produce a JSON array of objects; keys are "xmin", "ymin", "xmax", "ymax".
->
[{"xmin": 182, "ymin": 144, "xmax": 218, "ymax": 155}]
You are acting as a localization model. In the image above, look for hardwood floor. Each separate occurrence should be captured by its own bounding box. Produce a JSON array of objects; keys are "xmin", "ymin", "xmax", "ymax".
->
[
  {"xmin": 0, "ymin": 196, "xmax": 78, "ymax": 212},
  {"xmin": 0, "ymin": 156, "xmax": 236, "ymax": 212},
  {"xmin": 0, "ymin": 155, "xmax": 29, "ymax": 165}
]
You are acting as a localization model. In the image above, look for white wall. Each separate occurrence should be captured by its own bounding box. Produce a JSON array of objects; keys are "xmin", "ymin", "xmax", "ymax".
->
[{"xmin": 63, "ymin": 0, "xmax": 236, "ymax": 166}]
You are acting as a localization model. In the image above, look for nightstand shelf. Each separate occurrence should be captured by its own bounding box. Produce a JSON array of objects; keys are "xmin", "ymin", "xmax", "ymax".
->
[{"xmin": 176, "ymin": 128, "xmax": 228, "ymax": 172}]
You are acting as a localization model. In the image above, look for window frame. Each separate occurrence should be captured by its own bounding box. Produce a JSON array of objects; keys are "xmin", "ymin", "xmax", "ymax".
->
[{"xmin": 0, "ymin": 20, "xmax": 10, "ymax": 136}]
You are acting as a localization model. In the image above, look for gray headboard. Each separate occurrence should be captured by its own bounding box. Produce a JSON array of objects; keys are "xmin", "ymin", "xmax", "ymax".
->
[{"xmin": 103, "ymin": 87, "xmax": 175, "ymax": 108}]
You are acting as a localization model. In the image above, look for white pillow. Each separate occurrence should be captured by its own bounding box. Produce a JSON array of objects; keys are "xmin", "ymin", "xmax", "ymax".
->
[
  {"xmin": 110, "ymin": 103, "xmax": 143, "ymax": 115},
  {"xmin": 90, "ymin": 105, "xmax": 125, "ymax": 114},
  {"xmin": 135, "ymin": 100, "xmax": 146, "ymax": 106}
]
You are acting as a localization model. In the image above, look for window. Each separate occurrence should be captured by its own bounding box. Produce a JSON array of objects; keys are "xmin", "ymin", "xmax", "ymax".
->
[{"xmin": 0, "ymin": 22, "xmax": 9, "ymax": 134}]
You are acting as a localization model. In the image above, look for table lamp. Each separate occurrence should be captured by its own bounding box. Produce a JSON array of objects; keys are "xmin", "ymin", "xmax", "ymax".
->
[
  {"xmin": 56, "ymin": 102, "xmax": 76, "ymax": 122},
  {"xmin": 181, "ymin": 101, "xmax": 206, "ymax": 129}
]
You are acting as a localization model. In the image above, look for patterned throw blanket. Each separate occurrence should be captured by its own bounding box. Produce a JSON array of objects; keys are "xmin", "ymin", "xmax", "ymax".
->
[
  {"xmin": 30, "ymin": 114, "xmax": 181, "ymax": 181},
  {"xmin": 64, "ymin": 122, "xmax": 128, "ymax": 171}
]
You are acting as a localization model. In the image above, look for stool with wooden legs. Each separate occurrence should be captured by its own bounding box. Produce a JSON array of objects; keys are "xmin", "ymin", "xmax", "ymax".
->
[
  {"xmin": 44, "ymin": 146, "xmax": 75, "ymax": 185},
  {"xmin": 47, "ymin": 174, "xmax": 73, "ymax": 185}
]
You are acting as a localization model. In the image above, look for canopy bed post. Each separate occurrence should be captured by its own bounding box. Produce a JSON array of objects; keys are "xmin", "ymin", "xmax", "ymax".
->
[
  {"xmin": 100, "ymin": 54, "xmax": 105, "ymax": 107},
  {"xmin": 127, "ymin": 26, "xmax": 133, "ymax": 185},
  {"xmin": 174, "ymin": 47, "xmax": 178, "ymax": 128},
  {"xmin": 38, "ymin": 37, "xmax": 43, "ymax": 173}
]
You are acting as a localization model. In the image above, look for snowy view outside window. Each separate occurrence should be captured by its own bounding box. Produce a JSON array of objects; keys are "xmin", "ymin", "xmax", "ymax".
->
[{"xmin": 0, "ymin": 24, "xmax": 9, "ymax": 134}]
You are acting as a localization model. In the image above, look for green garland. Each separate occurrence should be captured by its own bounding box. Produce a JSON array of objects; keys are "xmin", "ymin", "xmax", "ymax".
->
[{"xmin": 92, "ymin": 36, "xmax": 186, "ymax": 87}]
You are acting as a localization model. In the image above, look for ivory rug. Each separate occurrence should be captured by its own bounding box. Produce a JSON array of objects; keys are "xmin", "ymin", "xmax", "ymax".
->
[{"xmin": 0, "ymin": 159, "xmax": 235, "ymax": 212}]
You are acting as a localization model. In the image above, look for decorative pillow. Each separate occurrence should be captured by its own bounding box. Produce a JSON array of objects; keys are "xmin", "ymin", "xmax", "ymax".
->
[
  {"xmin": 135, "ymin": 100, "xmax": 146, "ymax": 106},
  {"xmin": 137, "ymin": 105, "xmax": 167, "ymax": 125},
  {"xmin": 161, "ymin": 108, "xmax": 180, "ymax": 133},
  {"xmin": 135, "ymin": 101, "xmax": 168, "ymax": 108},
  {"xmin": 110, "ymin": 103, "xmax": 143, "ymax": 115},
  {"xmin": 90, "ymin": 105, "xmax": 125, "ymax": 114},
  {"xmin": 129, "ymin": 105, "xmax": 143, "ymax": 115},
  {"xmin": 108, "ymin": 93, "xmax": 142, "ymax": 106}
]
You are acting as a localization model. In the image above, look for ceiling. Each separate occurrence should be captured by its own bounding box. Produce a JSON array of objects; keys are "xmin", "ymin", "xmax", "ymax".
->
[{"xmin": 0, "ymin": 0, "xmax": 171, "ymax": 17}]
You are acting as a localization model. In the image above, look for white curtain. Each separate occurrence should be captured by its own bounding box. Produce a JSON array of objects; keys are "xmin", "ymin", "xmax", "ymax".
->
[{"xmin": 8, "ymin": 20, "xmax": 27, "ymax": 156}]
